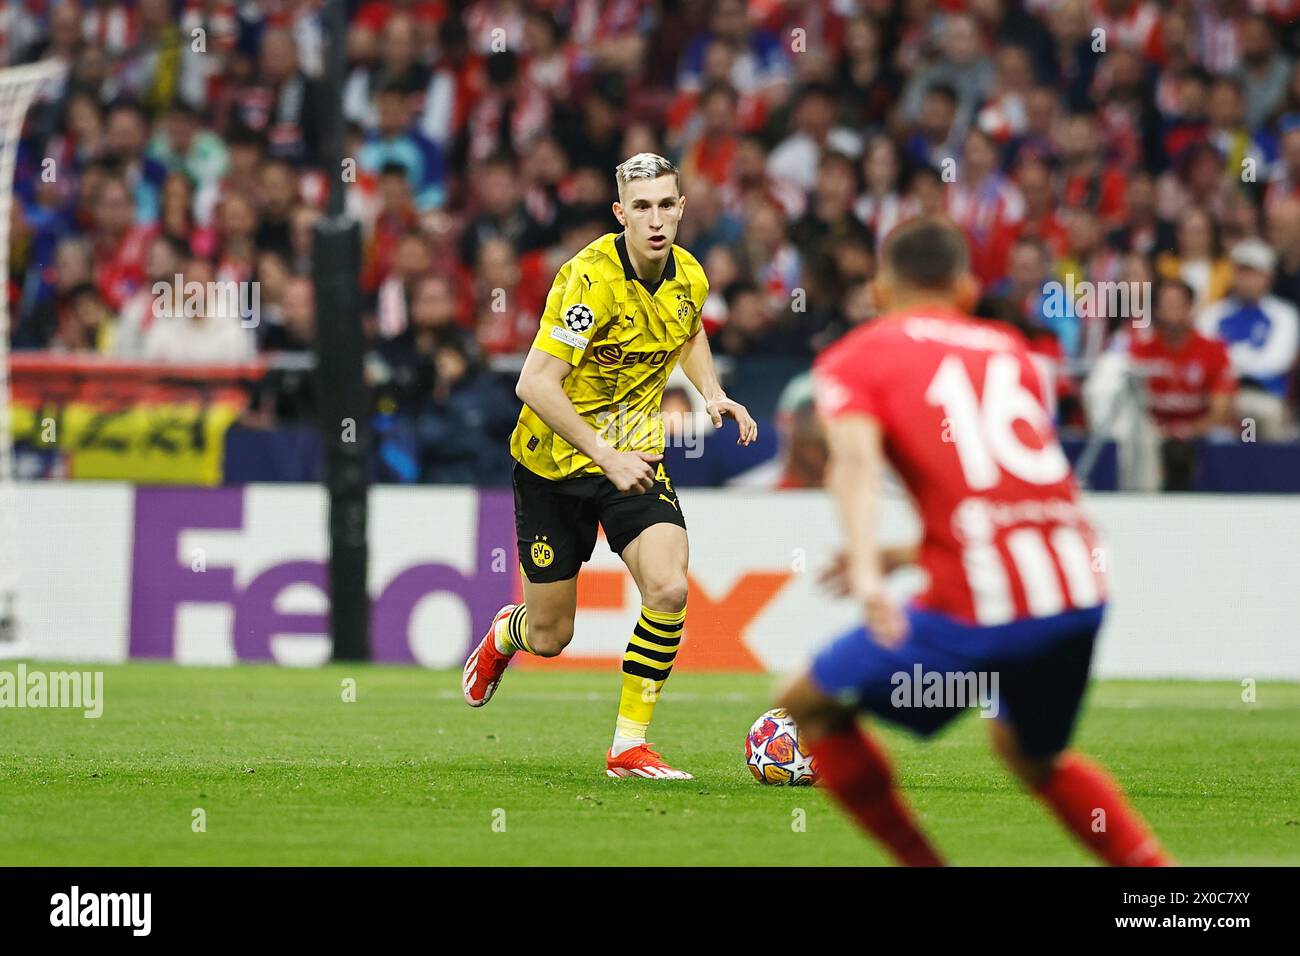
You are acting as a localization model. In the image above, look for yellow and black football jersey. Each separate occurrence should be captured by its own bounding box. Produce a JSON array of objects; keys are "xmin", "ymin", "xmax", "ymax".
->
[{"xmin": 510, "ymin": 232, "xmax": 709, "ymax": 480}]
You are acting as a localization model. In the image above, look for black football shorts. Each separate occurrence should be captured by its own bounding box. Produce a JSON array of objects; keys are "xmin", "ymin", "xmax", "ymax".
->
[{"xmin": 512, "ymin": 460, "xmax": 686, "ymax": 583}]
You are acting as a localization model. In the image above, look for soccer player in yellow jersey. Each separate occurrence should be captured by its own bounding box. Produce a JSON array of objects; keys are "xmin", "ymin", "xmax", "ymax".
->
[{"xmin": 462, "ymin": 153, "xmax": 758, "ymax": 779}]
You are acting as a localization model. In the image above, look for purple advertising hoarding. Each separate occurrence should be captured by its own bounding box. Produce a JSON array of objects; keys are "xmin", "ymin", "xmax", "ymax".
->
[{"xmin": 127, "ymin": 486, "xmax": 517, "ymax": 663}]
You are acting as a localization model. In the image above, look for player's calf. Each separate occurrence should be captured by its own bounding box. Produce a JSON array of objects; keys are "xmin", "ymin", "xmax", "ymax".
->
[
  {"xmin": 778, "ymin": 672, "xmax": 943, "ymax": 867},
  {"xmin": 463, "ymin": 596, "xmax": 580, "ymax": 706},
  {"xmin": 514, "ymin": 575, "xmax": 579, "ymax": 658},
  {"xmin": 987, "ymin": 721, "xmax": 1172, "ymax": 866},
  {"xmin": 462, "ymin": 599, "xmax": 572, "ymax": 707}
]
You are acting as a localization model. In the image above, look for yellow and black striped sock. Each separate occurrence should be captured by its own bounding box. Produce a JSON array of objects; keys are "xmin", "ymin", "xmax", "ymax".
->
[
  {"xmin": 494, "ymin": 604, "xmax": 533, "ymax": 655},
  {"xmin": 613, "ymin": 605, "xmax": 685, "ymax": 753}
]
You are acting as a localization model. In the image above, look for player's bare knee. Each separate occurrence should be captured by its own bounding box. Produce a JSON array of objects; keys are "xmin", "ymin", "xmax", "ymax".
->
[
  {"xmin": 988, "ymin": 721, "xmax": 1057, "ymax": 789},
  {"xmin": 999, "ymin": 750, "xmax": 1059, "ymax": 791},
  {"xmin": 774, "ymin": 672, "xmax": 802, "ymax": 711},
  {"xmin": 988, "ymin": 720, "xmax": 1027, "ymax": 770},
  {"xmin": 987, "ymin": 720, "xmax": 1015, "ymax": 758},
  {"xmin": 775, "ymin": 673, "xmax": 813, "ymax": 714},
  {"xmin": 642, "ymin": 576, "xmax": 688, "ymax": 613},
  {"xmin": 777, "ymin": 673, "xmax": 848, "ymax": 737},
  {"xmin": 525, "ymin": 619, "xmax": 574, "ymax": 657},
  {"xmin": 1018, "ymin": 757, "xmax": 1058, "ymax": 791}
]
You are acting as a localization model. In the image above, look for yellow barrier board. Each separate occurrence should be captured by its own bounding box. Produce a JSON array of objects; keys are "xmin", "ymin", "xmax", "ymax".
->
[{"xmin": 10, "ymin": 400, "xmax": 242, "ymax": 485}]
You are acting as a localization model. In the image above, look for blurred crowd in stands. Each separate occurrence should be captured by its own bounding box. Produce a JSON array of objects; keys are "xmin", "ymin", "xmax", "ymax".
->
[{"xmin": 5, "ymin": 0, "xmax": 1300, "ymax": 487}]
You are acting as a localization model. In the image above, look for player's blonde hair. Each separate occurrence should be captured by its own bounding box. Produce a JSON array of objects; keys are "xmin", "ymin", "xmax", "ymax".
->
[{"xmin": 614, "ymin": 153, "xmax": 680, "ymax": 199}]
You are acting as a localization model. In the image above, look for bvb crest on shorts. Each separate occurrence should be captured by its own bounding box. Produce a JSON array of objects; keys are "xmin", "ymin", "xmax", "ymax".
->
[{"xmin": 530, "ymin": 537, "xmax": 554, "ymax": 568}]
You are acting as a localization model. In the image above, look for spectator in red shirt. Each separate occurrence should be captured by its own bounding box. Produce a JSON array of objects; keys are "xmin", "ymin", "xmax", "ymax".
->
[
  {"xmin": 854, "ymin": 134, "xmax": 913, "ymax": 255},
  {"xmin": 1012, "ymin": 154, "xmax": 1070, "ymax": 258},
  {"xmin": 520, "ymin": 8, "xmax": 572, "ymax": 100},
  {"xmin": 213, "ymin": 190, "xmax": 259, "ymax": 287},
  {"xmin": 90, "ymin": 175, "xmax": 149, "ymax": 313},
  {"xmin": 116, "ymin": 233, "xmax": 187, "ymax": 359},
  {"xmin": 465, "ymin": 49, "xmax": 550, "ymax": 166},
  {"xmin": 949, "ymin": 127, "xmax": 1024, "ymax": 287},
  {"xmin": 353, "ymin": 0, "xmax": 444, "ymax": 36},
  {"xmin": 1129, "ymin": 278, "xmax": 1236, "ymax": 490},
  {"xmin": 1093, "ymin": 0, "xmax": 1162, "ymax": 58},
  {"xmin": 418, "ymin": 16, "xmax": 485, "ymax": 151},
  {"xmin": 474, "ymin": 236, "xmax": 538, "ymax": 357},
  {"xmin": 374, "ymin": 230, "xmax": 435, "ymax": 339},
  {"xmin": 977, "ymin": 44, "xmax": 1035, "ymax": 146},
  {"xmin": 678, "ymin": 82, "xmax": 741, "ymax": 191},
  {"xmin": 83, "ymin": 0, "xmax": 137, "ymax": 58},
  {"xmin": 361, "ymin": 164, "xmax": 418, "ymax": 294},
  {"xmin": 157, "ymin": 170, "xmax": 217, "ymax": 258},
  {"xmin": 1057, "ymin": 111, "xmax": 1128, "ymax": 227}
]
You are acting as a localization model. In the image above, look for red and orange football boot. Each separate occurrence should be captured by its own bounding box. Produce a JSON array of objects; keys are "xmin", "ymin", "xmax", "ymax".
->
[
  {"xmin": 462, "ymin": 604, "xmax": 516, "ymax": 708},
  {"xmin": 605, "ymin": 744, "xmax": 694, "ymax": 780}
]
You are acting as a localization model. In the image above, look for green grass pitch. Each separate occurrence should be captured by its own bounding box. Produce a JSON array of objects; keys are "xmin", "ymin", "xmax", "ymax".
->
[{"xmin": 2, "ymin": 662, "xmax": 1297, "ymax": 866}]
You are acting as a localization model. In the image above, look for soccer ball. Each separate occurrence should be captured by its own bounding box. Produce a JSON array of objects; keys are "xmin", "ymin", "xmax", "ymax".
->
[{"xmin": 745, "ymin": 708, "xmax": 819, "ymax": 786}]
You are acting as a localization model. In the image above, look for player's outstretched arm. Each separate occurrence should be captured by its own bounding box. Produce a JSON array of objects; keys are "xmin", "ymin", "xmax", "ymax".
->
[
  {"xmin": 819, "ymin": 541, "xmax": 920, "ymax": 596},
  {"xmin": 824, "ymin": 413, "xmax": 906, "ymax": 645},
  {"xmin": 515, "ymin": 347, "xmax": 660, "ymax": 493},
  {"xmin": 679, "ymin": 327, "xmax": 758, "ymax": 445}
]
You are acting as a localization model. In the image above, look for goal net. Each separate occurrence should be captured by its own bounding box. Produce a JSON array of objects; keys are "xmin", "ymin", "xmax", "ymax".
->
[{"xmin": 0, "ymin": 58, "xmax": 66, "ymax": 659}]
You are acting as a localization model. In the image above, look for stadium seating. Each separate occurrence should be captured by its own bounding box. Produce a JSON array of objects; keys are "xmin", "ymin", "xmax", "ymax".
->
[{"xmin": 6, "ymin": 1, "xmax": 1300, "ymax": 491}]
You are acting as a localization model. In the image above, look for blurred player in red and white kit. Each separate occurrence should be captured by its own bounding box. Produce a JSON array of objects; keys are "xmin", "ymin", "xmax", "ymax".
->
[{"xmin": 778, "ymin": 218, "xmax": 1170, "ymax": 867}]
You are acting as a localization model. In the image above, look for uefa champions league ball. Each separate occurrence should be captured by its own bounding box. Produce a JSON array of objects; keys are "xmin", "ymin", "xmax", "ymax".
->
[{"xmin": 745, "ymin": 708, "xmax": 819, "ymax": 786}]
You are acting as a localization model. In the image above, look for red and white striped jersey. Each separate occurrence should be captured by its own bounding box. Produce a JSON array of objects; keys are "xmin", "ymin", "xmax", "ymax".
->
[
  {"xmin": 814, "ymin": 306, "xmax": 1107, "ymax": 626},
  {"xmin": 948, "ymin": 173, "xmax": 1024, "ymax": 240},
  {"xmin": 1091, "ymin": 0, "xmax": 1161, "ymax": 57},
  {"xmin": 83, "ymin": 1, "xmax": 137, "ymax": 57}
]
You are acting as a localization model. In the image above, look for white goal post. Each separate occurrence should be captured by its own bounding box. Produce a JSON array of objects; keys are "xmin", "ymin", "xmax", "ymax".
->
[{"xmin": 0, "ymin": 58, "xmax": 67, "ymax": 658}]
